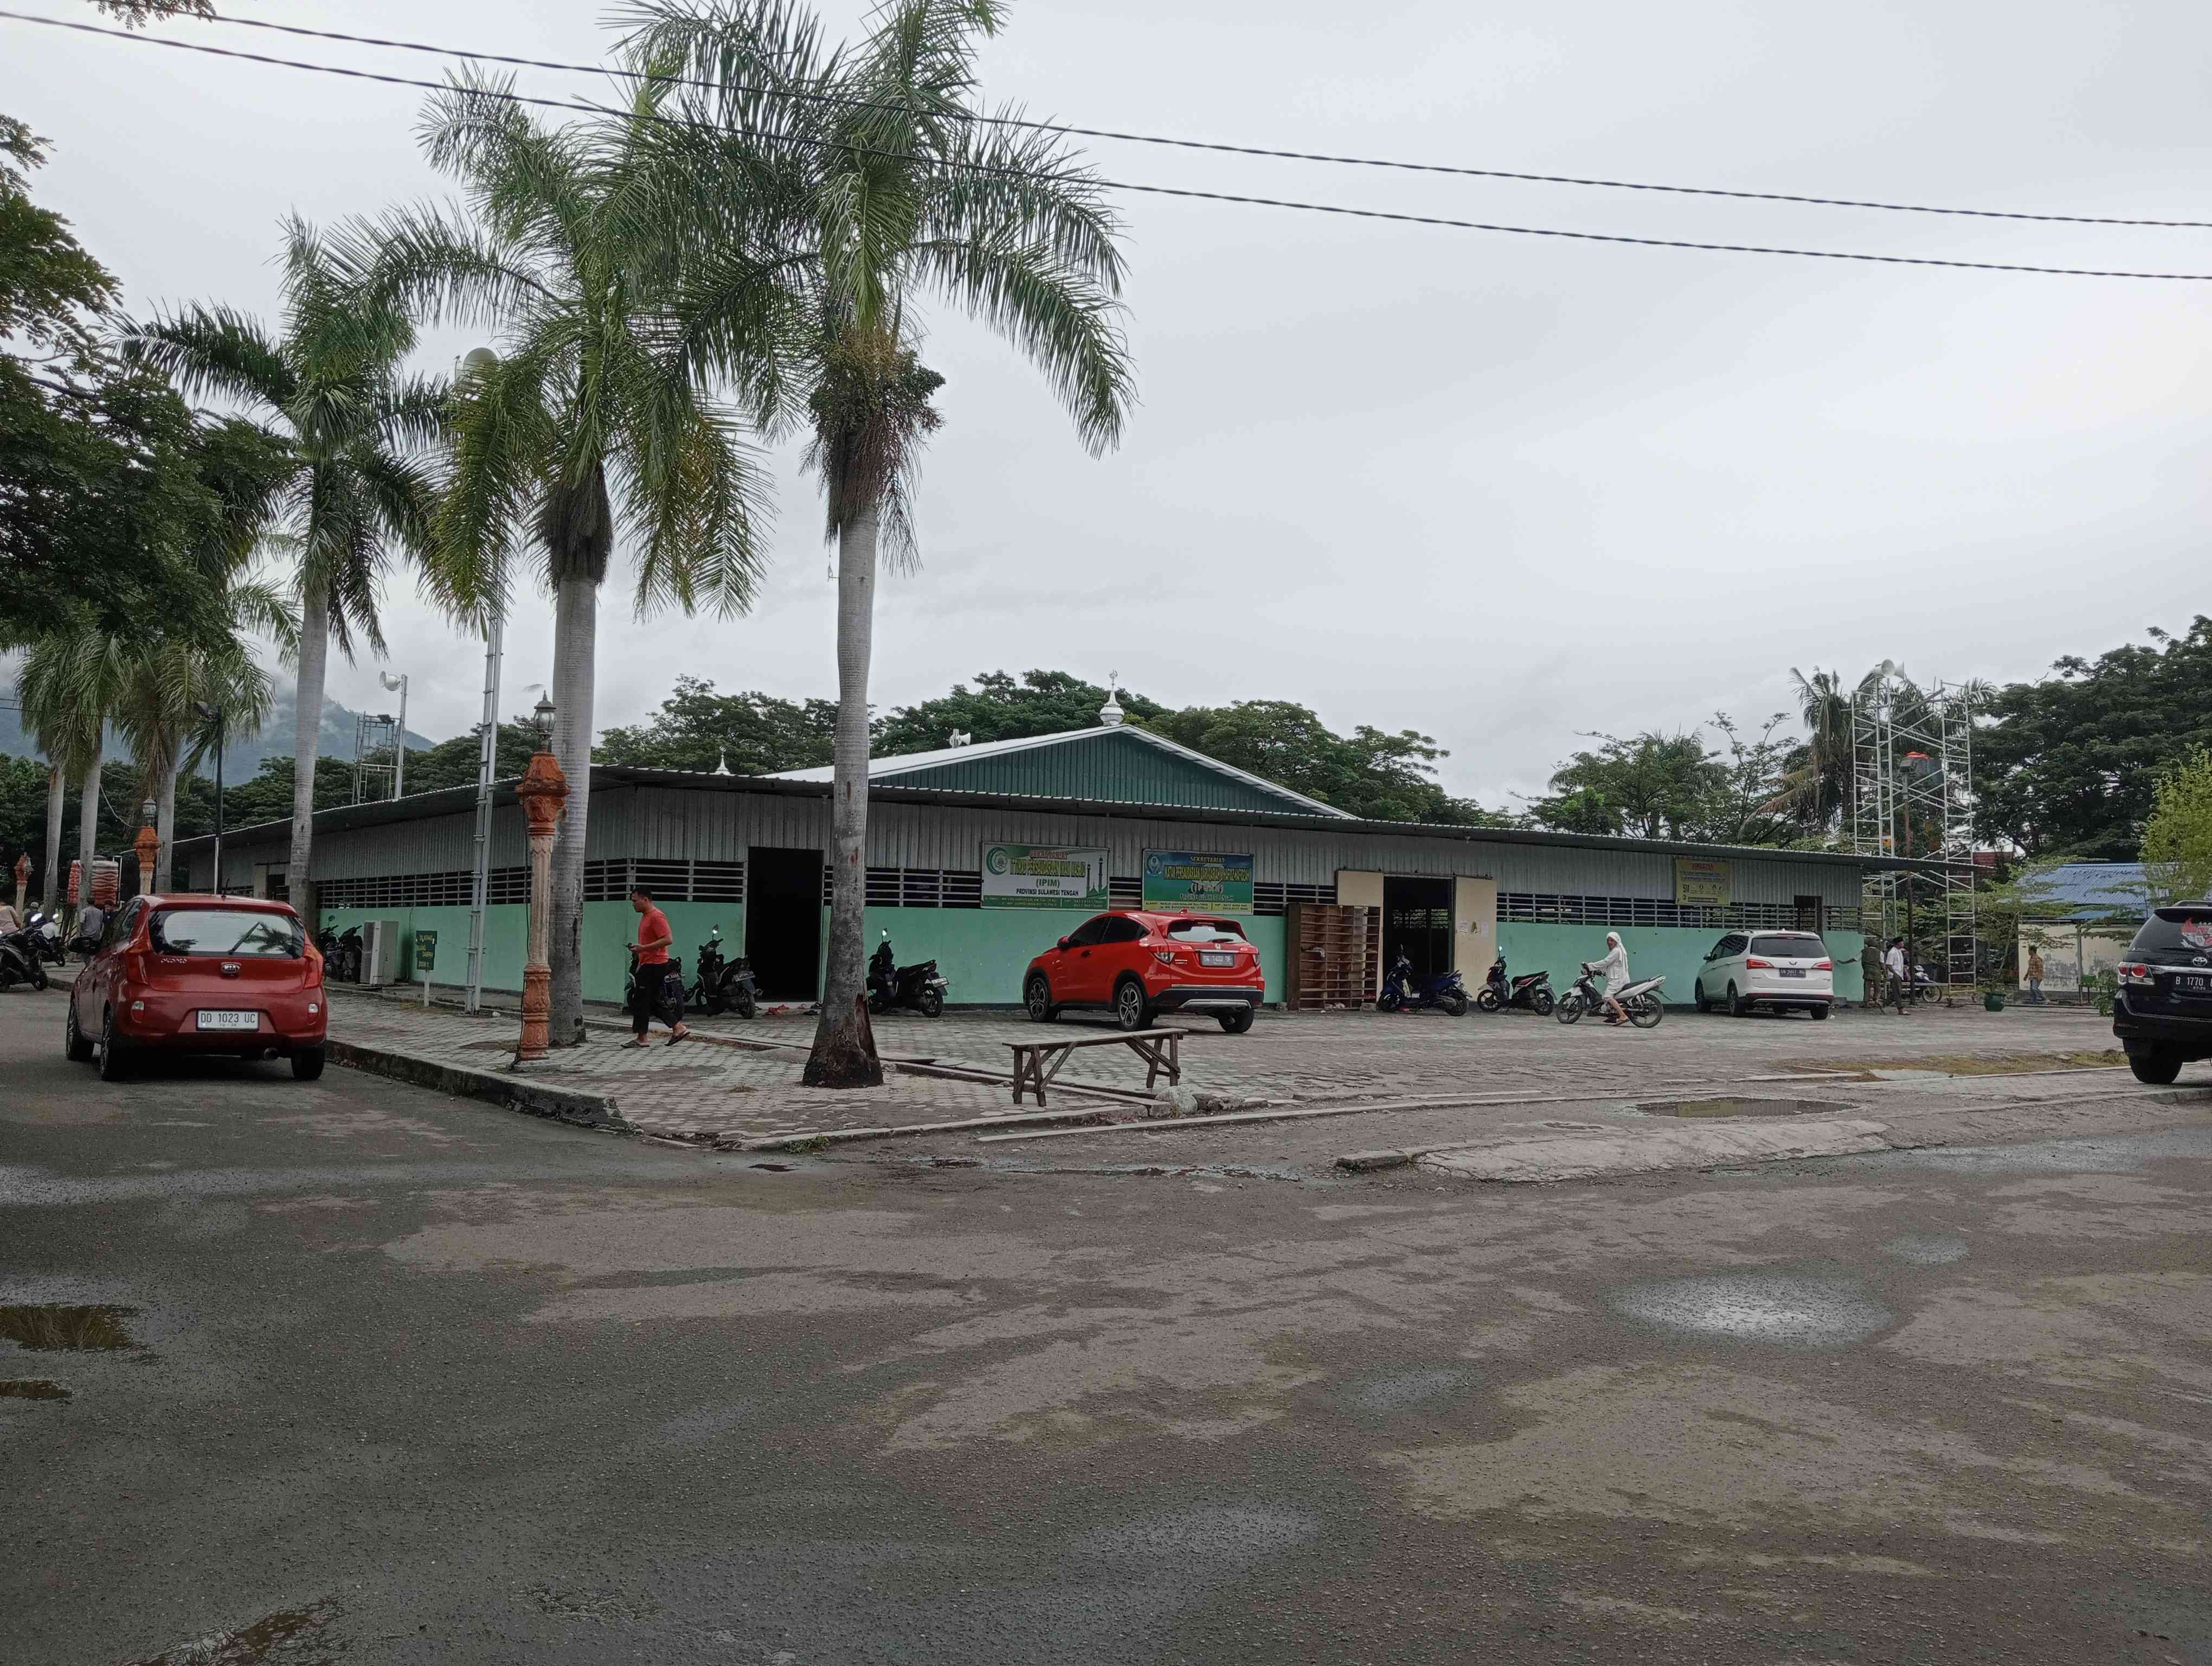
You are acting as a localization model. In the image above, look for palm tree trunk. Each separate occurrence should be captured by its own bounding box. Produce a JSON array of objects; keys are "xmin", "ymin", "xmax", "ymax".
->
[
  {"xmin": 154, "ymin": 753, "xmax": 180, "ymax": 892},
  {"xmin": 289, "ymin": 587, "xmax": 330, "ymax": 922},
  {"xmin": 806, "ymin": 503, "xmax": 884, "ymax": 1088},
  {"xmin": 41, "ymin": 766, "xmax": 65, "ymax": 914},
  {"xmin": 547, "ymin": 574, "xmax": 597, "ymax": 1047},
  {"xmin": 75, "ymin": 732, "xmax": 104, "ymax": 927}
]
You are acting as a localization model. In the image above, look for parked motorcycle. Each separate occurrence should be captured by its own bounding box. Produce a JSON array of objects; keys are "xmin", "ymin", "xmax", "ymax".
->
[
  {"xmin": 1555, "ymin": 965, "xmax": 1666, "ymax": 1028},
  {"xmin": 867, "ymin": 932, "xmax": 948, "ymax": 1018},
  {"xmin": 690, "ymin": 927, "xmax": 758, "ymax": 1019},
  {"xmin": 1377, "ymin": 950, "xmax": 1469, "ymax": 1016},
  {"xmin": 0, "ymin": 926, "xmax": 48, "ymax": 993},
  {"xmin": 316, "ymin": 925, "xmax": 362, "ymax": 984},
  {"xmin": 1476, "ymin": 952, "xmax": 1554, "ymax": 1016},
  {"xmin": 24, "ymin": 912, "xmax": 65, "ymax": 967}
]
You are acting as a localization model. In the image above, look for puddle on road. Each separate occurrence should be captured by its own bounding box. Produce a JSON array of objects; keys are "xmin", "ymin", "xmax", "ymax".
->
[
  {"xmin": 1885, "ymin": 1233, "xmax": 1970, "ymax": 1266},
  {"xmin": 1346, "ymin": 1367, "xmax": 1470, "ymax": 1413},
  {"xmin": 1638, "ymin": 1098, "xmax": 1854, "ymax": 1119},
  {"xmin": 0, "ymin": 1303, "xmax": 138, "ymax": 1351},
  {"xmin": 0, "ymin": 1379, "xmax": 71, "ymax": 1401},
  {"xmin": 1611, "ymin": 1271, "xmax": 1893, "ymax": 1347},
  {"xmin": 125, "ymin": 1601, "xmax": 338, "ymax": 1665}
]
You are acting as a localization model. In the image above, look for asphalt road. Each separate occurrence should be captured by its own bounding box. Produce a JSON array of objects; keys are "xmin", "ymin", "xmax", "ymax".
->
[{"xmin": 4, "ymin": 983, "xmax": 2211, "ymax": 1665}]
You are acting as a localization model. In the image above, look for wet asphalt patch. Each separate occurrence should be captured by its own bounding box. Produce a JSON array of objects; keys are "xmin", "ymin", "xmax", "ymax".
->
[
  {"xmin": 1638, "ymin": 1096, "xmax": 1855, "ymax": 1119},
  {"xmin": 0, "ymin": 1378, "xmax": 71, "ymax": 1401},
  {"xmin": 1345, "ymin": 1367, "xmax": 1471, "ymax": 1413},
  {"xmin": 1610, "ymin": 1270, "xmax": 1894, "ymax": 1348},
  {"xmin": 1884, "ymin": 1232, "xmax": 1971, "ymax": 1266},
  {"xmin": 123, "ymin": 1600, "xmax": 340, "ymax": 1665}
]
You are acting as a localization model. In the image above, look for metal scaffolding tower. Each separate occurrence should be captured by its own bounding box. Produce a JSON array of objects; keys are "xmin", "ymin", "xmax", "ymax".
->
[
  {"xmin": 1852, "ymin": 668, "xmax": 1977, "ymax": 985},
  {"xmin": 352, "ymin": 711, "xmax": 398, "ymax": 804}
]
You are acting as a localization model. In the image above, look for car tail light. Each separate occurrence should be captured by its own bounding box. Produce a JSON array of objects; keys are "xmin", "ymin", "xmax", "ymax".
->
[
  {"xmin": 2119, "ymin": 963, "xmax": 2156, "ymax": 985},
  {"xmin": 1814, "ymin": 959, "xmax": 1832, "ymax": 971},
  {"xmin": 1745, "ymin": 957, "xmax": 1774, "ymax": 970},
  {"xmin": 1153, "ymin": 949, "xmax": 1175, "ymax": 966}
]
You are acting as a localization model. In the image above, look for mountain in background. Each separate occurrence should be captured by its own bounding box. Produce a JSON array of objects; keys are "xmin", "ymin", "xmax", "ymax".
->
[{"xmin": 0, "ymin": 678, "xmax": 436, "ymax": 779}]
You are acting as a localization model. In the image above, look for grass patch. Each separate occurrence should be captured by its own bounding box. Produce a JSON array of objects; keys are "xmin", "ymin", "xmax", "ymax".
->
[
  {"xmin": 1786, "ymin": 1050, "xmax": 2127, "ymax": 1078},
  {"xmin": 0, "ymin": 1379, "xmax": 71, "ymax": 1401},
  {"xmin": 0, "ymin": 1303, "xmax": 139, "ymax": 1351}
]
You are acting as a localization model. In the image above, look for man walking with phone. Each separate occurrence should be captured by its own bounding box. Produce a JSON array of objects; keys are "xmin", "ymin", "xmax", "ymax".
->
[{"xmin": 623, "ymin": 885, "xmax": 690, "ymax": 1048}]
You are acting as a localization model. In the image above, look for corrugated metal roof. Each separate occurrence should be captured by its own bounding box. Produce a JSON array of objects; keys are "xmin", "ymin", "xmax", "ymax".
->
[
  {"xmin": 2020, "ymin": 862, "xmax": 2150, "ymax": 920},
  {"xmin": 766, "ymin": 725, "xmax": 1354, "ymax": 818}
]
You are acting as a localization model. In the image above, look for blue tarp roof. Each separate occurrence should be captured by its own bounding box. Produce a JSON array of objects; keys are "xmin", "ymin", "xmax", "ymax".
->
[{"xmin": 2022, "ymin": 862, "xmax": 2150, "ymax": 921}]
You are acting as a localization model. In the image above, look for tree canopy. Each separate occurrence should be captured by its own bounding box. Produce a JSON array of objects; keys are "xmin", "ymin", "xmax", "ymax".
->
[
  {"xmin": 598, "ymin": 680, "xmax": 838, "ymax": 777},
  {"xmin": 874, "ymin": 670, "xmax": 1163, "ymax": 756}
]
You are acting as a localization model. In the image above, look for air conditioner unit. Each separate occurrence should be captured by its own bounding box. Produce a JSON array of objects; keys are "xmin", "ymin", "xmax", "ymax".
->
[{"xmin": 358, "ymin": 919, "xmax": 401, "ymax": 989}]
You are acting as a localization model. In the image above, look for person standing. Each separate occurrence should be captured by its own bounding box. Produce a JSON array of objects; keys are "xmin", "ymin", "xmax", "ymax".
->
[
  {"xmin": 2026, "ymin": 946, "xmax": 2046, "ymax": 1005},
  {"xmin": 1885, "ymin": 936, "xmax": 1909, "ymax": 1014},
  {"xmin": 623, "ymin": 885, "xmax": 690, "ymax": 1048}
]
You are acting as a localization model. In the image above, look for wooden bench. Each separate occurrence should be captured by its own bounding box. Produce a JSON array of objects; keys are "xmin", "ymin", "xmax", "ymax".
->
[{"xmin": 1006, "ymin": 1028, "xmax": 1192, "ymax": 1108}]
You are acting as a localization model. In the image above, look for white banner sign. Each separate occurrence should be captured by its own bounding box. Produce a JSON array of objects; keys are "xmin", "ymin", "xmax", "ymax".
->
[{"xmin": 981, "ymin": 843, "xmax": 1110, "ymax": 909}]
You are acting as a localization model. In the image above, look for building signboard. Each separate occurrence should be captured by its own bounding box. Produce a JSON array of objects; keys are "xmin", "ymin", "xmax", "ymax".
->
[
  {"xmin": 1142, "ymin": 850, "xmax": 1255, "ymax": 914},
  {"xmin": 1675, "ymin": 857, "xmax": 1731, "ymax": 909},
  {"xmin": 981, "ymin": 843, "xmax": 1110, "ymax": 909}
]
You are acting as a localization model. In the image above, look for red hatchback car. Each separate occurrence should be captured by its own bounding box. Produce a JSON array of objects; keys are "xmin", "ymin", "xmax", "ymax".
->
[
  {"xmin": 66, "ymin": 894, "xmax": 327, "ymax": 1082},
  {"xmin": 1023, "ymin": 910, "xmax": 1266, "ymax": 1033}
]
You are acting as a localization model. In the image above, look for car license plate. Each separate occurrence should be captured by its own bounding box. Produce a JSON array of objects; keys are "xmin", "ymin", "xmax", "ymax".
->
[
  {"xmin": 1780, "ymin": 969, "xmax": 1806, "ymax": 978},
  {"xmin": 2176, "ymin": 975, "xmax": 2211, "ymax": 993},
  {"xmin": 1199, "ymin": 952, "xmax": 1236, "ymax": 967},
  {"xmin": 196, "ymin": 1010, "xmax": 260, "ymax": 1031}
]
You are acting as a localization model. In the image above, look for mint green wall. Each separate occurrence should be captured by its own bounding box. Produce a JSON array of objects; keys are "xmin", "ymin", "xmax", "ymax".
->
[
  {"xmin": 1497, "ymin": 924, "xmax": 1868, "ymax": 1006},
  {"xmin": 318, "ymin": 904, "xmax": 529, "ymax": 990}
]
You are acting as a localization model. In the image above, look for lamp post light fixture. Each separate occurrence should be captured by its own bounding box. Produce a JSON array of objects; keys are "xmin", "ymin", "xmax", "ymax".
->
[
  {"xmin": 513, "ymin": 694, "xmax": 567, "ymax": 1062},
  {"xmin": 379, "ymin": 670, "xmax": 411, "ymax": 798}
]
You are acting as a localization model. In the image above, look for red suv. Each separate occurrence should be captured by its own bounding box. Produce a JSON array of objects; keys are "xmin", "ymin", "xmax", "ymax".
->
[
  {"xmin": 1023, "ymin": 911, "xmax": 1265, "ymax": 1033},
  {"xmin": 66, "ymin": 895, "xmax": 328, "ymax": 1082}
]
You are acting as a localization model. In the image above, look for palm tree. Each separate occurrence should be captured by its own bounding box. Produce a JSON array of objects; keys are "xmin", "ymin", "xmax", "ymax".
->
[
  {"xmin": 337, "ymin": 75, "xmax": 785, "ymax": 1046},
  {"xmin": 119, "ymin": 220, "xmax": 443, "ymax": 922},
  {"xmin": 628, "ymin": 0, "xmax": 1136, "ymax": 1085},
  {"xmin": 16, "ymin": 625, "xmax": 131, "ymax": 921},
  {"xmin": 1767, "ymin": 667, "xmax": 1857, "ymax": 835}
]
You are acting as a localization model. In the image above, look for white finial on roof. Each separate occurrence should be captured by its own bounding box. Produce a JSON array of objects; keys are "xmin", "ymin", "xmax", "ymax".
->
[
  {"xmin": 1098, "ymin": 671, "xmax": 1124, "ymax": 728},
  {"xmin": 712, "ymin": 749, "xmax": 731, "ymax": 776}
]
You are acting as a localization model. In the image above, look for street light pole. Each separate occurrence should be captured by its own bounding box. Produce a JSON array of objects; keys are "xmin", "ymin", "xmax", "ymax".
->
[
  {"xmin": 380, "ymin": 670, "xmax": 410, "ymax": 799},
  {"xmin": 466, "ymin": 614, "xmax": 504, "ymax": 1014},
  {"xmin": 515, "ymin": 694, "xmax": 566, "ymax": 1062},
  {"xmin": 194, "ymin": 702, "xmax": 227, "ymax": 895}
]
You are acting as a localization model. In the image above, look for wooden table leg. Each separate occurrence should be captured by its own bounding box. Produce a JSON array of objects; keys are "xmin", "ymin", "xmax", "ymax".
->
[{"xmin": 1165, "ymin": 1030, "xmax": 1180, "ymax": 1087}]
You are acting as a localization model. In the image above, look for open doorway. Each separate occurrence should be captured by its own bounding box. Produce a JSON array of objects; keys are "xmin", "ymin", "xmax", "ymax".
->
[
  {"xmin": 1383, "ymin": 875, "xmax": 1452, "ymax": 978},
  {"xmin": 746, "ymin": 847, "xmax": 822, "ymax": 999}
]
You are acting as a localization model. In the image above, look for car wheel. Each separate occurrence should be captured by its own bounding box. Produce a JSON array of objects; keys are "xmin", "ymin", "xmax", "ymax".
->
[
  {"xmin": 1693, "ymin": 980, "xmax": 1710, "ymax": 1014},
  {"xmin": 2129, "ymin": 1048, "xmax": 2184, "ymax": 1085},
  {"xmin": 63, "ymin": 997, "xmax": 93, "ymax": 1063},
  {"xmin": 292, "ymin": 1044, "xmax": 327, "ymax": 1082},
  {"xmin": 1024, "ymin": 975, "xmax": 1057, "ymax": 1024},
  {"xmin": 1217, "ymin": 1004, "xmax": 1255, "ymax": 1035},
  {"xmin": 97, "ymin": 1007, "xmax": 133, "ymax": 1082},
  {"xmin": 1809, "ymin": 1004, "xmax": 1831, "ymax": 1021},
  {"xmin": 1113, "ymin": 978, "xmax": 1151, "ymax": 1032},
  {"xmin": 1727, "ymin": 982, "xmax": 1748, "ymax": 1017}
]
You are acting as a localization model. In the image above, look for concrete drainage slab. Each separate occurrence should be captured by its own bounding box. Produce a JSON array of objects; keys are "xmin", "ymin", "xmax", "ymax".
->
[
  {"xmin": 1411, "ymin": 1118, "xmax": 1900, "ymax": 1183},
  {"xmin": 1638, "ymin": 1097, "xmax": 1856, "ymax": 1119}
]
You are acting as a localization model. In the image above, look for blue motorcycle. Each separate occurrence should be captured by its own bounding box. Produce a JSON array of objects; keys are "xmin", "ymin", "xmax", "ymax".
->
[{"xmin": 1377, "ymin": 950, "xmax": 1470, "ymax": 1016}]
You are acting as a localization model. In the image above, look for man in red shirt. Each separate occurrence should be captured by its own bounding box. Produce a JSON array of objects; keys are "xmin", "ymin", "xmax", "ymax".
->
[{"xmin": 625, "ymin": 885, "xmax": 690, "ymax": 1047}]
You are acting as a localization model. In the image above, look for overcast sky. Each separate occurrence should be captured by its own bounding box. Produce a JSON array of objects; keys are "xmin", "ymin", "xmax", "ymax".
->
[{"xmin": 11, "ymin": 0, "xmax": 2211, "ymax": 809}]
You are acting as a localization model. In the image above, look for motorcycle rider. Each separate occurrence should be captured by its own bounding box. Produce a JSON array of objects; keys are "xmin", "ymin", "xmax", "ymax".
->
[{"xmin": 1586, "ymin": 931, "xmax": 1630, "ymax": 1027}]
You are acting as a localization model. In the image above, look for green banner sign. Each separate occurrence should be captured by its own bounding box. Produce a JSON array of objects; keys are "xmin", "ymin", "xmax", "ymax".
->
[
  {"xmin": 413, "ymin": 929, "xmax": 438, "ymax": 973},
  {"xmin": 981, "ymin": 843, "xmax": 1109, "ymax": 909},
  {"xmin": 1142, "ymin": 850, "xmax": 1254, "ymax": 914}
]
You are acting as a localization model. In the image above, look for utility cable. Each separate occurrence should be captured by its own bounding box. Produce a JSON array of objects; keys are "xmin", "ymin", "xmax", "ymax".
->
[
  {"xmin": 181, "ymin": 8, "xmax": 2212, "ymax": 232},
  {"xmin": 9, "ymin": 10, "xmax": 2212, "ymax": 281}
]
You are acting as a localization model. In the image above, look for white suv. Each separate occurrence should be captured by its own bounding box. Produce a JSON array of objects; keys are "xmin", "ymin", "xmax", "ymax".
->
[{"xmin": 1694, "ymin": 930, "xmax": 1834, "ymax": 1018}]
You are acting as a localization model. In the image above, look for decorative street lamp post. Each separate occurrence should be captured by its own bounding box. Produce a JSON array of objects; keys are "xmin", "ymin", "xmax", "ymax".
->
[
  {"xmin": 513, "ymin": 695, "xmax": 568, "ymax": 1062},
  {"xmin": 133, "ymin": 799, "xmax": 159, "ymax": 898},
  {"xmin": 12, "ymin": 853, "xmax": 27, "ymax": 920}
]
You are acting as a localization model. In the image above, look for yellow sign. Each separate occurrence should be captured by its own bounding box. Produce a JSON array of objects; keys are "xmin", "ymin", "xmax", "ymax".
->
[{"xmin": 1675, "ymin": 858, "xmax": 1731, "ymax": 909}]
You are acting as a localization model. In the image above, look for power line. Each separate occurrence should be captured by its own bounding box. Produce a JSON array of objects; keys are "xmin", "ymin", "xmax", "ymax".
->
[
  {"xmin": 176, "ymin": 9, "xmax": 2212, "ymax": 232},
  {"xmin": 9, "ymin": 9, "xmax": 2212, "ymax": 281}
]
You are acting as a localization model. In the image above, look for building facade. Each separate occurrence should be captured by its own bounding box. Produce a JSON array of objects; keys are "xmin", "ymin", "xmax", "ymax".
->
[{"xmin": 175, "ymin": 725, "xmax": 1892, "ymax": 1008}]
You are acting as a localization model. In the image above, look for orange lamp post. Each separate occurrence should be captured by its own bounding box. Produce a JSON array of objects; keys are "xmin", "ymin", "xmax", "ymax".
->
[
  {"xmin": 512, "ymin": 699, "xmax": 568, "ymax": 1062},
  {"xmin": 133, "ymin": 799, "xmax": 159, "ymax": 897},
  {"xmin": 11, "ymin": 853, "xmax": 27, "ymax": 920}
]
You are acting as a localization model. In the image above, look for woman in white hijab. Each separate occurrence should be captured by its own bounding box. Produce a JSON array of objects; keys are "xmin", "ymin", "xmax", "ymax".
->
[{"xmin": 1588, "ymin": 931, "xmax": 1629, "ymax": 1026}]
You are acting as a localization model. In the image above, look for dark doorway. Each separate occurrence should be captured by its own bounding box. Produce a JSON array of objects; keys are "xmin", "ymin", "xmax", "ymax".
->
[
  {"xmin": 1795, "ymin": 894, "xmax": 1823, "ymax": 932},
  {"xmin": 1382, "ymin": 876, "xmax": 1452, "ymax": 978},
  {"xmin": 747, "ymin": 847, "xmax": 822, "ymax": 999}
]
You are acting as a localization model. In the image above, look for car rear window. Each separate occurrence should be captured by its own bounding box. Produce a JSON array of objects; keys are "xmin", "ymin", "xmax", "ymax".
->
[
  {"xmin": 1748, "ymin": 934, "xmax": 1826, "ymax": 958},
  {"xmin": 2128, "ymin": 907, "xmax": 2212, "ymax": 957},
  {"xmin": 1165, "ymin": 919, "xmax": 1248, "ymax": 943},
  {"xmin": 151, "ymin": 908, "xmax": 303, "ymax": 958}
]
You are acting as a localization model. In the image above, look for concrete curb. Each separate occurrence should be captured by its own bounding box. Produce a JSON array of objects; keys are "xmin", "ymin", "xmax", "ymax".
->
[{"xmin": 325, "ymin": 1039, "xmax": 631, "ymax": 1132}]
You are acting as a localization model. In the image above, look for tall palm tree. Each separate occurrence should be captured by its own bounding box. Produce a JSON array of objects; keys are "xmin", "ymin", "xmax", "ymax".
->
[
  {"xmin": 1766, "ymin": 667, "xmax": 1856, "ymax": 835},
  {"xmin": 120, "ymin": 220, "xmax": 443, "ymax": 922},
  {"xmin": 337, "ymin": 74, "xmax": 785, "ymax": 1046},
  {"xmin": 629, "ymin": 0, "xmax": 1136, "ymax": 1085},
  {"xmin": 16, "ymin": 625, "xmax": 131, "ymax": 921}
]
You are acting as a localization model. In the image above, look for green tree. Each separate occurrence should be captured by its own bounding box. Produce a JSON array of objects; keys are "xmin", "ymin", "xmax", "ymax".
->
[
  {"xmin": 1766, "ymin": 667, "xmax": 1860, "ymax": 837},
  {"xmin": 2143, "ymin": 748, "xmax": 2212, "ymax": 905},
  {"xmin": 90, "ymin": 1, "xmax": 213, "ymax": 23},
  {"xmin": 631, "ymin": 0, "xmax": 1137, "ymax": 1087},
  {"xmin": 1528, "ymin": 731, "xmax": 1723, "ymax": 841},
  {"xmin": 1148, "ymin": 700, "xmax": 1503, "ymax": 824},
  {"xmin": 1977, "ymin": 621, "xmax": 2212, "ymax": 858},
  {"xmin": 15, "ymin": 624, "xmax": 132, "ymax": 919},
  {"xmin": 874, "ymin": 670, "xmax": 1162, "ymax": 757},
  {"xmin": 397, "ymin": 721, "xmax": 546, "ymax": 797},
  {"xmin": 1701, "ymin": 711, "xmax": 1795, "ymax": 846},
  {"xmin": 598, "ymin": 677, "xmax": 840, "ymax": 774},
  {"xmin": 121, "ymin": 220, "xmax": 446, "ymax": 925},
  {"xmin": 345, "ymin": 74, "xmax": 785, "ymax": 1047}
]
